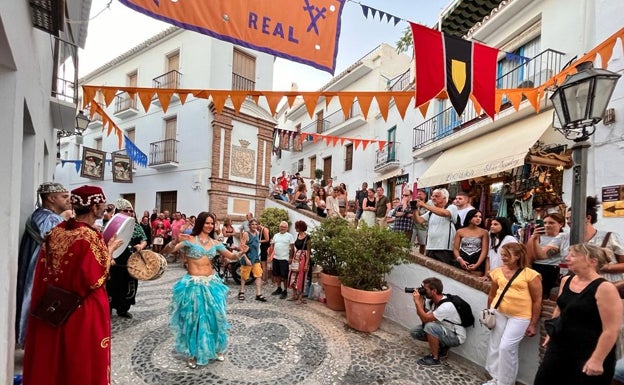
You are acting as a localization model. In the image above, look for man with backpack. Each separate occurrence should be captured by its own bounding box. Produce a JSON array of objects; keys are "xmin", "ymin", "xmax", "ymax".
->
[{"xmin": 410, "ymin": 277, "xmax": 470, "ymax": 366}]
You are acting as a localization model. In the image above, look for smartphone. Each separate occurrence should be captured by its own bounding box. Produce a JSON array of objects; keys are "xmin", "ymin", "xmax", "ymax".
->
[
  {"xmin": 409, "ymin": 200, "xmax": 417, "ymax": 209},
  {"xmin": 536, "ymin": 219, "xmax": 544, "ymax": 227}
]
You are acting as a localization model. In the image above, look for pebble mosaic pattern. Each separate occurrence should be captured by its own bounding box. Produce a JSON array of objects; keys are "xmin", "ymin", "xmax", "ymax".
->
[{"xmin": 110, "ymin": 264, "xmax": 486, "ymax": 385}]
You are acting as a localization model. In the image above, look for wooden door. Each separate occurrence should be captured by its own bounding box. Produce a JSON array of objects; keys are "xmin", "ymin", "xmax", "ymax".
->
[{"xmin": 323, "ymin": 156, "xmax": 332, "ymax": 185}]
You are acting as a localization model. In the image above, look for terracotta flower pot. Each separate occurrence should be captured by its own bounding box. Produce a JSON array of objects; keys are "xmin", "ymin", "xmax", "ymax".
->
[
  {"xmin": 340, "ymin": 285, "xmax": 392, "ymax": 333},
  {"xmin": 319, "ymin": 272, "xmax": 345, "ymax": 311}
]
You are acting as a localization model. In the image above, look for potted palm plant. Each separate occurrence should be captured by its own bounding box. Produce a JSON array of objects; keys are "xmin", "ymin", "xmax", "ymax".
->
[
  {"xmin": 337, "ymin": 223, "xmax": 411, "ymax": 332},
  {"xmin": 309, "ymin": 216, "xmax": 350, "ymax": 311}
]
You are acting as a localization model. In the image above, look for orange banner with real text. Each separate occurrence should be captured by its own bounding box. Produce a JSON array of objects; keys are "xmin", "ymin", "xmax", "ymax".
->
[{"xmin": 119, "ymin": 0, "xmax": 345, "ymax": 73}]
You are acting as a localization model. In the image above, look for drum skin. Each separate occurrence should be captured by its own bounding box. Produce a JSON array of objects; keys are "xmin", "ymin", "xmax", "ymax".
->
[
  {"xmin": 102, "ymin": 214, "xmax": 134, "ymax": 259},
  {"xmin": 127, "ymin": 250, "xmax": 168, "ymax": 281}
]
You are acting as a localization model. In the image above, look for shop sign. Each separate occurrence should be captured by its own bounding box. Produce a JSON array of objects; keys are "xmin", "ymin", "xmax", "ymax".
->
[
  {"xmin": 395, "ymin": 174, "xmax": 409, "ymax": 185},
  {"xmin": 602, "ymin": 185, "xmax": 624, "ymax": 217}
]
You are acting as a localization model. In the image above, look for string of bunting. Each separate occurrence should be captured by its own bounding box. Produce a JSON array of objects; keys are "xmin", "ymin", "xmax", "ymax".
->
[
  {"xmin": 275, "ymin": 128, "xmax": 388, "ymax": 152},
  {"xmin": 82, "ymin": 27, "xmax": 623, "ymax": 149}
]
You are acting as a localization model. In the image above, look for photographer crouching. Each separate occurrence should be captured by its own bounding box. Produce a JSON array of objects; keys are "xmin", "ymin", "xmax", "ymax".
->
[{"xmin": 409, "ymin": 277, "xmax": 466, "ymax": 366}]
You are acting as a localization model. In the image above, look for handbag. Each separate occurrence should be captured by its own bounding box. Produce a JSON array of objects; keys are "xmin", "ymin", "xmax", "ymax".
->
[
  {"xmin": 480, "ymin": 268, "xmax": 524, "ymax": 330},
  {"xmin": 30, "ymin": 237, "xmax": 87, "ymax": 327},
  {"xmin": 31, "ymin": 285, "xmax": 83, "ymax": 327},
  {"xmin": 544, "ymin": 316, "xmax": 561, "ymax": 337}
]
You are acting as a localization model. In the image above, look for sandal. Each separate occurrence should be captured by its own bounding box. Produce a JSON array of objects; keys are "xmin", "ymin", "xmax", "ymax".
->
[
  {"xmin": 187, "ymin": 357, "xmax": 197, "ymax": 369},
  {"xmin": 238, "ymin": 292, "xmax": 245, "ymax": 301},
  {"xmin": 216, "ymin": 353, "xmax": 225, "ymax": 362},
  {"xmin": 255, "ymin": 294, "xmax": 267, "ymax": 302}
]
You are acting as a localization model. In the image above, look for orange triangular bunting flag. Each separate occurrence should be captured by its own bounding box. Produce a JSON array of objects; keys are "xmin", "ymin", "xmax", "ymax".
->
[
  {"xmin": 250, "ymin": 94, "xmax": 260, "ymax": 105},
  {"xmin": 523, "ymin": 89, "xmax": 539, "ymax": 112},
  {"xmin": 324, "ymin": 136, "xmax": 332, "ymax": 146},
  {"xmin": 377, "ymin": 140, "xmax": 386, "ymax": 151},
  {"xmin": 156, "ymin": 91, "xmax": 173, "ymax": 113},
  {"xmin": 263, "ymin": 92, "xmax": 283, "ymax": 116},
  {"xmin": 418, "ymin": 101, "xmax": 431, "ymax": 118},
  {"xmin": 324, "ymin": 93, "xmax": 336, "ymax": 109},
  {"xmin": 506, "ymin": 90, "xmax": 523, "ymax": 111},
  {"xmin": 138, "ymin": 91, "xmax": 154, "ymax": 112},
  {"xmin": 285, "ymin": 93, "xmax": 297, "ymax": 109},
  {"xmin": 229, "ymin": 93, "xmax": 247, "ymax": 115},
  {"xmin": 353, "ymin": 139, "xmax": 361, "ymax": 150},
  {"xmin": 210, "ymin": 91, "xmax": 228, "ymax": 115},
  {"xmin": 357, "ymin": 95, "xmax": 374, "ymax": 120},
  {"xmin": 339, "ymin": 137, "xmax": 346, "ymax": 145},
  {"xmin": 178, "ymin": 92, "xmax": 189, "ymax": 105},
  {"xmin": 303, "ymin": 93, "xmax": 319, "ymax": 118},
  {"xmin": 392, "ymin": 93, "xmax": 412, "ymax": 120},
  {"xmin": 337, "ymin": 94, "xmax": 355, "ymax": 120},
  {"xmin": 312, "ymin": 133, "xmax": 320, "ymax": 144},
  {"xmin": 375, "ymin": 94, "xmax": 391, "ymax": 121},
  {"xmin": 469, "ymin": 94, "xmax": 483, "ymax": 116},
  {"xmin": 102, "ymin": 88, "xmax": 117, "ymax": 107},
  {"xmin": 361, "ymin": 140, "xmax": 370, "ymax": 150},
  {"xmin": 331, "ymin": 136, "xmax": 339, "ymax": 146},
  {"xmin": 495, "ymin": 92, "xmax": 503, "ymax": 114},
  {"xmin": 597, "ymin": 41, "xmax": 616, "ymax": 68},
  {"xmin": 82, "ymin": 86, "xmax": 96, "ymax": 109}
]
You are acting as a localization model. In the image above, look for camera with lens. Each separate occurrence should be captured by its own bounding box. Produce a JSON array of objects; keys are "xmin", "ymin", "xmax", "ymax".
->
[{"xmin": 405, "ymin": 286, "xmax": 427, "ymax": 295}]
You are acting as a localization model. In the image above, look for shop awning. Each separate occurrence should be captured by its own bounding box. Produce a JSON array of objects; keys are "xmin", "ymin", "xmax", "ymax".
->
[{"xmin": 417, "ymin": 112, "xmax": 553, "ymax": 187}]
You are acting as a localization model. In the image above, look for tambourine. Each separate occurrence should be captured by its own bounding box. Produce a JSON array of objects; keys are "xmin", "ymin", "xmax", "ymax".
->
[
  {"xmin": 102, "ymin": 214, "xmax": 134, "ymax": 259},
  {"xmin": 127, "ymin": 250, "xmax": 168, "ymax": 281}
]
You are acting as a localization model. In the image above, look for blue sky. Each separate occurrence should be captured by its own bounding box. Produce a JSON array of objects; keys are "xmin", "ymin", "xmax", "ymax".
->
[{"xmin": 80, "ymin": 0, "xmax": 449, "ymax": 90}]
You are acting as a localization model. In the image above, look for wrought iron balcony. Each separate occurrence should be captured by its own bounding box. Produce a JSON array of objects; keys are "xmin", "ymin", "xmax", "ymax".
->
[
  {"xmin": 232, "ymin": 73, "xmax": 256, "ymax": 91},
  {"xmin": 114, "ymin": 92, "xmax": 139, "ymax": 118},
  {"xmin": 412, "ymin": 48, "xmax": 565, "ymax": 150},
  {"xmin": 153, "ymin": 70, "xmax": 182, "ymax": 89},
  {"xmin": 389, "ymin": 70, "xmax": 412, "ymax": 91},
  {"xmin": 149, "ymin": 139, "xmax": 179, "ymax": 168},
  {"xmin": 374, "ymin": 142, "xmax": 400, "ymax": 171}
]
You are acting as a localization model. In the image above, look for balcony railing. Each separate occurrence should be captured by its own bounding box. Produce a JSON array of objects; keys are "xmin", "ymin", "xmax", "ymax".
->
[
  {"xmin": 153, "ymin": 70, "xmax": 182, "ymax": 89},
  {"xmin": 375, "ymin": 142, "xmax": 399, "ymax": 168},
  {"xmin": 412, "ymin": 48, "xmax": 565, "ymax": 150},
  {"xmin": 149, "ymin": 139, "xmax": 179, "ymax": 166},
  {"xmin": 389, "ymin": 70, "xmax": 411, "ymax": 91},
  {"xmin": 114, "ymin": 92, "xmax": 138, "ymax": 114},
  {"xmin": 232, "ymin": 73, "xmax": 255, "ymax": 91}
]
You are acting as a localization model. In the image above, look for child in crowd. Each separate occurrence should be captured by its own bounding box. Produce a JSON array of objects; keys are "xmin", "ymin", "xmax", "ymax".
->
[{"xmin": 345, "ymin": 201, "xmax": 357, "ymax": 226}]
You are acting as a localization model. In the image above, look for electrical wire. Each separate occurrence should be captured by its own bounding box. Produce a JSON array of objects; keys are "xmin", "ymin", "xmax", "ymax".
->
[{"xmin": 66, "ymin": 0, "xmax": 114, "ymax": 24}]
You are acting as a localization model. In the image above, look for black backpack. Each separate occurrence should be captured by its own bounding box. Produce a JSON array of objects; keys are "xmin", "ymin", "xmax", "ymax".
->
[{"xmin": 439, "ymin": 293, "xmax": 474, "ymax": 327}]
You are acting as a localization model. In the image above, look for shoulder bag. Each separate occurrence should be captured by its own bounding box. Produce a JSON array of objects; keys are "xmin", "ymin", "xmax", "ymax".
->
[
  {"xmin": 30, "ymin": 238, "xmax": 91, "ymax": 327},
  {"xmin": 480, "ymin": 268, "xmax": 524, "ymax": 329}
]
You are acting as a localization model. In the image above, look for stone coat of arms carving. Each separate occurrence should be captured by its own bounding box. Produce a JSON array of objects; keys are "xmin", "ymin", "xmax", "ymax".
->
[{"xmin": 231, "ymin": 139, "xmax": 255, "ymax": 179}]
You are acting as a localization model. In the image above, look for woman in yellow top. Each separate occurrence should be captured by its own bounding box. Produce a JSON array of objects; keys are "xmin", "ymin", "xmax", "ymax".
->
[{"xmin": 483, "ymin": 243, "xmax": 542, "ymax": 385}]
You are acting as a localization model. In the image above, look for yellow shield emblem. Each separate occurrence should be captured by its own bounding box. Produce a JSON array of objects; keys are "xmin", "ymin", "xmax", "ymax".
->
[{"xmin": 451, "ymin": 59, "xmax": 467, "ymax": 94}]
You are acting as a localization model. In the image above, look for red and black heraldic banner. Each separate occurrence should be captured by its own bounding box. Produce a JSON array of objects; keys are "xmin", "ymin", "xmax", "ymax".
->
[{"xmin": 410, "ymin": 23, "xmax": 498, "ymax": 118}]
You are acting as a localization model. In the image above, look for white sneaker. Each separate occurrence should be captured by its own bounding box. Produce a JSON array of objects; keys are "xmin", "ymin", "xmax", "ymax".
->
[{"xmin": 482, "ymin": 380, "xmax": 497, "ymax": 385}]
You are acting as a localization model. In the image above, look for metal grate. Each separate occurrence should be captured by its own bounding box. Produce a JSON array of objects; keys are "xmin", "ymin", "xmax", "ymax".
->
[{"xmin": 30, "ymin": 0, "xmax": 63, "ymax": 36}]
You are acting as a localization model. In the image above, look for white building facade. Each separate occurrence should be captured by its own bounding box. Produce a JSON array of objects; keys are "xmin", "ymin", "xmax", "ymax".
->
[
  {"xmin": 272, "ymin": 43, "xmax": 413, "ymax": 199},
  {"xmin": 0, "ymin": 0, "xmax": 91, "ymax": 381},
  {"xmin": 62, "ymin": 28, "xmax": 277, "ymax": 221}
]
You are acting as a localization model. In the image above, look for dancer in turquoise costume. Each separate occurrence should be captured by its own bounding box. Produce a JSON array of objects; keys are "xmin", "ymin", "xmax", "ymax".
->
[{"xmin": 162, "ymin": 211, "xmax": 242, "ymax": 369}]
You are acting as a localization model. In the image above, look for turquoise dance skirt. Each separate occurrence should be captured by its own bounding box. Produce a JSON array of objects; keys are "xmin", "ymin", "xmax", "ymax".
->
[{"xmin": 169, "ymin": 274, "xmax": 230, "ymax": 365}]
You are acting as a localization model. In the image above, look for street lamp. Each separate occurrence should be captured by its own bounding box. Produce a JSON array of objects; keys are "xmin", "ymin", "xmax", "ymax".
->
[
  {"xmin": 550, "ymin": 61, "xmax": 621, "ymax": 244},
  {"xmin": 57, "ymin": 110, "xmax": 91, "ymax": 158}
]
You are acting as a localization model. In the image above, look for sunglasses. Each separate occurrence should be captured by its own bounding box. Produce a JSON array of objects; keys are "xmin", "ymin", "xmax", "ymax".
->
[{"xmin": 121, "ymin": 209, "xmax": 134, "ymax": 213}]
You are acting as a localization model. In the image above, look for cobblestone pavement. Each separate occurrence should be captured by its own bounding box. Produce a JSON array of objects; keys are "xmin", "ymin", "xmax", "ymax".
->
[{"xmin": 110, "ymin": 263, "xmax": 488, "ymax": 385}]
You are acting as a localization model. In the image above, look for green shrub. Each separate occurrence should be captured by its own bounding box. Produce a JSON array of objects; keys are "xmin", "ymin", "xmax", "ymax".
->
[
  {"xmin": 337, "ymin": 223, "xmax": 411, "ymax": 291},
  {"xmin": 259, "ymin": 207, "xmax": 290, "ymax": 237},
  {"xmin": 309, "ymin": 216, "xmax": 350, "ymax": 276}
]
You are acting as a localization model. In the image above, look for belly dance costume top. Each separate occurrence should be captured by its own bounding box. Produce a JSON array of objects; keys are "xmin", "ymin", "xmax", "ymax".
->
[
  {"xmin": 169, "ymin": 239, "xmax": 229, "ymax": 365},
  {"xmin": 459, "ymin": 236, "xmax": 484, "ymax": 271}
]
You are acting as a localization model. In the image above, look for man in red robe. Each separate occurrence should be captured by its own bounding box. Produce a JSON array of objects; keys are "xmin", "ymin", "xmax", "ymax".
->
[{"xmin": 22, "ymin": 185, "xmax": 123, "ymax": 385}]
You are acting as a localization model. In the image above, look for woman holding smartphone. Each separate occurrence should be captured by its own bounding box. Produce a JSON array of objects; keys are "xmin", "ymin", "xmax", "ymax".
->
[{"xmin": 526, "ymin": 213, "xmax": 569, "ymax": 299}]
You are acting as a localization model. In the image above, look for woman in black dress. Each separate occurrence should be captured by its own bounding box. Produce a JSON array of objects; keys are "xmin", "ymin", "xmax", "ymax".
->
[
  {"xmin": 535, "ymin": 243, "xmax": 622, "ymax": 385},
  {"xmin": 107, "ymin": 199, "xmax": 147, "ymax": 318}
]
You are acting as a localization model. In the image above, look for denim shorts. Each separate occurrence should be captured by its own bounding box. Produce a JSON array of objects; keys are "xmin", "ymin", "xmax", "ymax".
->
[{"xmin": 410, "ymin": 321, "xmax": 461, "ymax": 348}]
